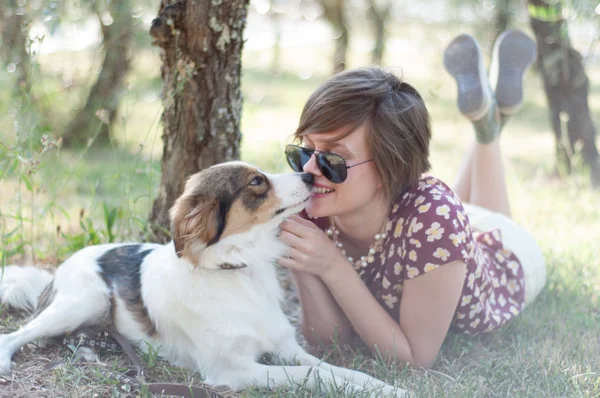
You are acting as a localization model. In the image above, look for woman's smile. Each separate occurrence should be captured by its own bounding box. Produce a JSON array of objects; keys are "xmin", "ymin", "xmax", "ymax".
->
[{"xmin": 311, "ymin": 182, "xmax": 336, "ymax": 198}]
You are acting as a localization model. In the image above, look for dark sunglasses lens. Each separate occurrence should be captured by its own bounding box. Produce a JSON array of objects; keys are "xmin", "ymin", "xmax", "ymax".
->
[
  {"xmin": 318, "ymin": 153, "xmax": 347, "ymax": 183},
  {"xmin": 285, "ymin": 145, "xmax": 311, "ymax": 172}
]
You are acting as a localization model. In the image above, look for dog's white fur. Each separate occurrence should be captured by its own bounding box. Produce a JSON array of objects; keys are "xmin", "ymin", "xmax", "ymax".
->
[
  {"xmin": 0, "ymin": 266, "xmax": 53, "ymax": 312},
  {"xmin": 0, "ymin": 162, "xmax": 404, "ymax": 396}
]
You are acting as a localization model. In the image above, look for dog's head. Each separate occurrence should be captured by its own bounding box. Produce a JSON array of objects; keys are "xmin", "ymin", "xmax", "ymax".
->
[{"xmin": 169, "ymin": 161, "xmax": 313, "ymax": 268}]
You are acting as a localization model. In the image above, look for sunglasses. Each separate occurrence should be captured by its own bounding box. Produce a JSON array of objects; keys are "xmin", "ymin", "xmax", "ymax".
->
[{"xmin": 285, "ymin": 144, "xmax": 374, "ymax": 184}]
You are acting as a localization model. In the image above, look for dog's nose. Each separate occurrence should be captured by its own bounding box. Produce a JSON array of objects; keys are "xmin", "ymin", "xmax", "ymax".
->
[{"xmin": 301, "ymin": 173, "xmax": 314, "ymax": 185}]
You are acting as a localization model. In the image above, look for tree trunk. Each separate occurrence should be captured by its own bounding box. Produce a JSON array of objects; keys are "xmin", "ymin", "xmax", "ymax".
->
[
  {"xmin": 0, "ymin": 0, "xmax": 31, "ymax": 94},
  {"xmin": 367, "ymin": 0, "xmax": 391, "ymax": 65},
  {"xmin": 528, "ymin": 0, "xmax": 600, "ymax": 187},
  {"xmin": 61, "ymin": 0, "xmax": 133, "ymax": 147},
  {"xmin": 269, "ymin": 0, "xmax": 282, "ymax": 75},
  {"xmin": 148, "ymin": 0, "xmax": 249, "ymax": 242},
  {"xmin": 320, "ymin": 0, "xmax": 349, "ymax": 73}
]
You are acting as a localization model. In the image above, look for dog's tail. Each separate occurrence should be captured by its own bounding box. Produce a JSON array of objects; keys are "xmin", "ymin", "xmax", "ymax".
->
[{"xmin": 0, "ymin": 265, "xmax": 54, "ymax": 313}]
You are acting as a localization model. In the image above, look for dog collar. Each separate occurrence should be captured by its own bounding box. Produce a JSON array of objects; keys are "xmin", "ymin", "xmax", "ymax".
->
[{"xmin": 218, "ymin": 262, "xmax": 248, "ymax": 270}]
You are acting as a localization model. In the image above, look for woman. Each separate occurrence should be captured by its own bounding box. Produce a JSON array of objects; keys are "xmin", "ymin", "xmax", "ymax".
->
[{"xmin": 277, "ymin": 30, "xmax": 547, "ymax": 367}]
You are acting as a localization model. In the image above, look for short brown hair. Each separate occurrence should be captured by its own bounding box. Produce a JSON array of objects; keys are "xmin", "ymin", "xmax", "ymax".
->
[{"xmin": 294, "ymin": 67, "xmax": 432, "ymax": 201}]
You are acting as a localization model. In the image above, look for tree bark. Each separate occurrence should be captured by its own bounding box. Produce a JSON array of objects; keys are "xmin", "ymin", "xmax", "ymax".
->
[
  {"xmin": 61, "ymin": 0, "xmax": 133, "ymax": 147},
  {"xmin": 148, "ymin": 0, "xmax": 249, "ymax": 242},
  {"xmin": 528, "ymin": 0, "xmax": 600, "ymax": 187},
  {"xmin": 367, "ymin": 0, "xmax": 391, "ymax": 65},
  {"xmin": 0, "ymin": 0, "xmax": 31, "ymax": 94},
  {"xmin": 320, "ymin": 0, "xmax": 349, "ymax": 73},
  {"xmin": 269, "ymin": 0, "xmax": 282, "ymax": 75}
]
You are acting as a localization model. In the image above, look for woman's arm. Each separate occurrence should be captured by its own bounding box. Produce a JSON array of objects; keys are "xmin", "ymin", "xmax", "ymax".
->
[
  {"xmin": 279, "ymin": 215, "xmax": 466, "ymax": 367},
  {"xmin": 292, "ymin": 270, "xmax": 354, "ymax": 345},
  {"xmin": 321, "ymin": 258, "xmax": 466, "ymax": 367}
]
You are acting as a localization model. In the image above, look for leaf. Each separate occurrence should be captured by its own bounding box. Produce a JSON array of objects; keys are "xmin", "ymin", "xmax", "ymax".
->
[
  {"xmin": 21, "ymin": 174, "xmax": 33, "ymax": 192},
  {"xmin": 56, "ymin": 204, "xmax": 71, "ymax": 220},
  {"xmin": 0, "ymin": 158, "xmax": 19, "ymax": 179},
  {"xmin": 3, "ymin": 226, "xmax": 20, "ymax": 240},
  {"xmin": 103, "ymin": 204, "xmax": 117, "ymax": 230}
]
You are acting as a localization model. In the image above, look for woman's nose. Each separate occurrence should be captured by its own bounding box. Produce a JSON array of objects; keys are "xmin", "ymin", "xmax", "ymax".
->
[{"xmin": 302, "ymin": 153, "xmax": 322, "ymax": 176}]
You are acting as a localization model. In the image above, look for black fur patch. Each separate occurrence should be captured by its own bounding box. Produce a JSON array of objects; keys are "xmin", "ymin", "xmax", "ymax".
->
[
  {"xmin": 97, "ymin": 245, "xmax": 157, "ymax": 337},
  {"xmin": 207, "ymin": 200, "xmax": 232, "ymax": 246}
]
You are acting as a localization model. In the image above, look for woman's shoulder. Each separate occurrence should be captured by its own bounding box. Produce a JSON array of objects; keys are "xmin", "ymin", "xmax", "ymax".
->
[
  {"xmin": 391, "ymin": 175, "xmax": 464, "ymax": 217},
  {"xmin": 384, "ymin": 175, "xmax": 474, "ymax": 280}
]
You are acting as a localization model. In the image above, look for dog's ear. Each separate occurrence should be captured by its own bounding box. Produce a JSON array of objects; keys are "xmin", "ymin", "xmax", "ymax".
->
[{"xmin": 170, "ymin": 194, "xmax": 224, "ymax": 259}]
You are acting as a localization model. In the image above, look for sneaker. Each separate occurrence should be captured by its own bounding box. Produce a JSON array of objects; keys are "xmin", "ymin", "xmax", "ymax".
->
[
  {"xmin": 444, "ymin": 34, "xmax": 499, "ymax": 143},
  {"xmin": 443, "ymin": 34, "xmax": 491, "ymax": 121},
  {"xmin": 489, "ymin": 30, "xmax": 537, "ymax": 115}
]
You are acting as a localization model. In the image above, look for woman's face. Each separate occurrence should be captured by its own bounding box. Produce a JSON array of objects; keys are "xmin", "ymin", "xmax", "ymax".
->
[{"xmin": 301, "ymin": 124, "xmax": 384, "ymax": 219}]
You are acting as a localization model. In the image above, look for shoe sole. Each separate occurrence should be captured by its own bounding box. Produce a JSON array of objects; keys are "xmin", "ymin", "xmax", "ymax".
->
[
  {"xmin": 443, "ymin": 34, "xmax": 491, "ymax": 120},
  {"xmin": 490, "ymin": 30, "xmax": 537, "ymax": 115}
]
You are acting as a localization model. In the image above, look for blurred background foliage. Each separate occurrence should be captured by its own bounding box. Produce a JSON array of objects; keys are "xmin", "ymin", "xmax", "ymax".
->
[{"xmin": 0, "ymin": 0, "xmax": 598, "ymax": 260}]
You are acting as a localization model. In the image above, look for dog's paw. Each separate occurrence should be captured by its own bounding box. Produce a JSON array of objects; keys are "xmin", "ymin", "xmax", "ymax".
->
[
  {"xmin": 0, "ymin": 352, "xmax": 12, "ymax": 375},
  {"xmin": 341, "ymin": 382, "xmax": 373, "ymax": 396},
  {"xmin": 379, "ymin": 384, "xmax": 408, "ymax": 398},
  {"xmin": 0, "ymin": 335, "xmax": 13, "ymax": 375}
]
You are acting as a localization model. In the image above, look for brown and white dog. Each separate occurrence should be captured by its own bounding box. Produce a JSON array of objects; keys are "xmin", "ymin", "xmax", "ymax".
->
[{"xmin": 0, "ymin": 162, "xmax": 404, "ymax": 396}]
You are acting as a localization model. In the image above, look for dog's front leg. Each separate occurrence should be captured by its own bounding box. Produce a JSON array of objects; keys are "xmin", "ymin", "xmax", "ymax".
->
[
  {"xmin": 277, "ymin": 340, "xmax": 407, "ymax": 397},
  {"xmin": 313, "ymin": 359, "xmax": 407, "ymax": 397},
  {"xmin": 213, "ymin": 362, "xmax": 366, "ymax": 396}
]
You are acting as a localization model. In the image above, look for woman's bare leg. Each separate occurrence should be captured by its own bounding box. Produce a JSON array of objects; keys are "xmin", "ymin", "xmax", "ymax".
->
[
  {"xmin": 453, "ymin": 139, "xmax": 511, "ymax": 218},
  {"xmin": 445, "ymin": 34, "xmax": 508, "ymax": 216},
  {"xmin": 445, "ymin": 31, "xmax": 536, "ymax": 219},
  {"xmin": 452, "ymin": 142, "xmax": 474, "ymax": 203},
  {"xmin": 469, "ymin": 139, "xmax": 511, "ymax": 218}
]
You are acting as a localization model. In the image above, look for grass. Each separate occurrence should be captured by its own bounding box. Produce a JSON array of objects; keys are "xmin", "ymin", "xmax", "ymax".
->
[{"xmin": 1, "ymin": 14, "xmax": 599, "ymax": 398}]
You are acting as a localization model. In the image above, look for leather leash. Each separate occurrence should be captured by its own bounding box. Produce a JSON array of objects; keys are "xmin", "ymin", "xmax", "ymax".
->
[
  {"xmin": 145, "ymin": 383, "xmax": 232, "ymax": 397},
  {"xmin": 57, "ymin": 329, "xmax": 233, "ymax": 398}
]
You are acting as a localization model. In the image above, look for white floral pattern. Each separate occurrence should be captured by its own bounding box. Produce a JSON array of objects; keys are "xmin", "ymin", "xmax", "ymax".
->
[{"xmin": 304, "ymin": 176, "xmax": 526, "ymax": 335}]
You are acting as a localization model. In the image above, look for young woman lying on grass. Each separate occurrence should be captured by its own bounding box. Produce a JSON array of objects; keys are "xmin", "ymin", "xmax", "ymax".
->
[{"xmin": 277, "ymin": 30, "xmax": 547, "ymax": 367}]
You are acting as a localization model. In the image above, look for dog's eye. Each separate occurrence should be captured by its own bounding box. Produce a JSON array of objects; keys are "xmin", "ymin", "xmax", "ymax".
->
[{"xmin": 249, "ymin": 176, "xmax": 264, "ymax": 186}]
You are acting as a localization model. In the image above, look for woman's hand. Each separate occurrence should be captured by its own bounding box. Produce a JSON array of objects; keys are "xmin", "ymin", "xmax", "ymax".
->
[{"xmin": 277, "ymin": 215, "xmax": 345, "ymax": 280}]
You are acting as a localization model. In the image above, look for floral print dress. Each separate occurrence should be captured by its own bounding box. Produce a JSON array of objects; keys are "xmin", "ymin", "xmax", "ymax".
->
[{"xmin": 306, "ymin": 176, "xmax": 526, "ymax": 334}]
